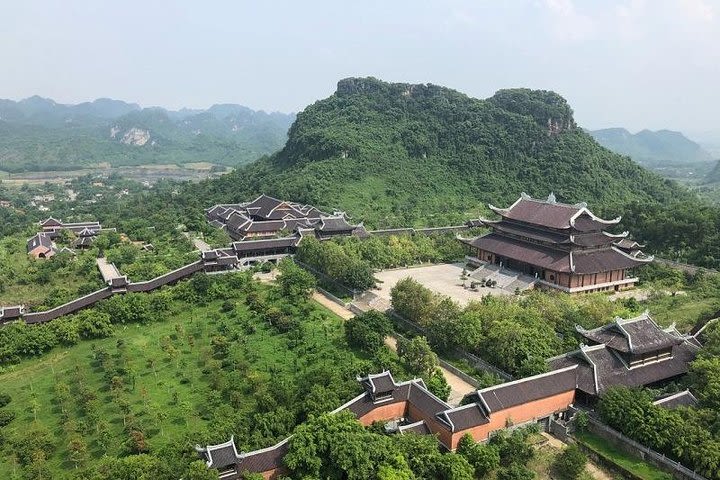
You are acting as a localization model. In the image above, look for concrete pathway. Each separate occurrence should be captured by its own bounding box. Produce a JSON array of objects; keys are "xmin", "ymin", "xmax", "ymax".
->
[
  {"xmin": 96, "ymin": 257, "xmax": 122, "ymax": 282},
  {"xmin": 183, "ymin": 232, "xmax": 212, "ymax": 251},
  {"xmin": 310, "ymin": 291, "xmax": 476, "ymax": 406}
]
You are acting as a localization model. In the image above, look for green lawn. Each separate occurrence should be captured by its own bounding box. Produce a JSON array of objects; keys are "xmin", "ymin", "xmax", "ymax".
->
[
  {"xmin": 576, "ymin": 431, "xmax": 672, "ymax": 480},
  {"xmin": 642, "ymin": 292, "xmax": 719, "ymax": 332},
  {"xmin": 0, "ymin": 279, "xmax": 376, "ymax": 478}
]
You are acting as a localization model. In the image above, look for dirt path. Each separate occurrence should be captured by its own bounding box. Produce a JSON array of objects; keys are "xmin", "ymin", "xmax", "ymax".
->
[
  {"xmin": 312, "ymin": 292, "xmax": 354, "ymax": 320},
  {"xmin": 541, "ymin": 433, "xmax": 614, "ymax": 480}
]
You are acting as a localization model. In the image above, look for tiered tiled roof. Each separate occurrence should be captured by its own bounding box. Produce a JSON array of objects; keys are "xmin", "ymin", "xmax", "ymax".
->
[
  {"xmin": 576, "ymin": 312, "xmax": 683, "ymax": 354},
  {"xmin": 466, "ymin": 193, "xmax": 653, "ymax": 279},
  {"xmin": 488, "ymin": 193, "xmax": 620, "ymax": 231},
  {"xmin": 548, "ymin": 313, "xmax": 700, "ymax": 396}
]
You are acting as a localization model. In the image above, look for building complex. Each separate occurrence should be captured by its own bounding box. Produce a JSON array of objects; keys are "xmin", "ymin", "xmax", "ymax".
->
[{"xmin": 197, "ymin": 312, "xmax": 700, "ymax": 479}]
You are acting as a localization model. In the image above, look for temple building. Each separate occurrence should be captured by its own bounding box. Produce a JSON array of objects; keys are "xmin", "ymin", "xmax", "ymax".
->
[
  {"xmin": 198, "ymin": 369, "xmax": 578, "ymax": 479},
  {"xmin": 462, "ymin": 193, "xmax": 653, "ymax": 293},
  {"xmin": 27, "ymin": 233, "xmax": 57, "ymax": 259},
  {"xmin": 547, "ymin": 311, "xmax": 701, "ymax": 404},
  {"xmin": 206, "ymin": 194, "xmax": 366, "ymax": 241}
]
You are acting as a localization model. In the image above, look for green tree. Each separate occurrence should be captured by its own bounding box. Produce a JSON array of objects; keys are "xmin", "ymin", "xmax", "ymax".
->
[
  {"xmin": 427, "ymin": 369, "xmax": 451, "ymax": 402},
  {"xmin": 345, "ymin": 310, "xmax": 393, "ymax": 353},
  {"xmin": 553, "ymin": 444, "xmax": 587, "ymax": 480},
  {"xmin": 397, "ymin": 336, "xmax": 438, "ymax": 377},
  {"xmin": 457, "ymin": 433, "xmax": 500, "ymax": 477},
  {"xmin": 276, "ymin": 259, "xmax": 316, "ymax": 299},
  {"xmin": 187, "ymin": 460, "xmax": 220, "ymax": 480}
]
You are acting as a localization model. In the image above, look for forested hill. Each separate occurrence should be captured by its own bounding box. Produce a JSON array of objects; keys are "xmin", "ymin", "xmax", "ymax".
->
[
  {"xmin": 0, "ymin": 97, "xmax": 294, "ymax": 172},
  {"xmin": 203, "ymin": 77, "xmax": 692, "ymax": 228}
]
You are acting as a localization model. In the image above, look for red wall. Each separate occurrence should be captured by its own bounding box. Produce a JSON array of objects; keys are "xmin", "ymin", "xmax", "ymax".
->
[
  {"xmin": 357, "ymin": 401, "xmax": 409, "ymax": 425},
  {"xmin": 450, "ymin": 390, "xmax": 575, "ymax": 449}
]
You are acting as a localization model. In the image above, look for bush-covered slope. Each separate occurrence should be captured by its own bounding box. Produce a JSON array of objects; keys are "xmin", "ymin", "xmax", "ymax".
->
[{"xmin": 207, "ymin": 77, "xmax": 692, "ymax": 228}]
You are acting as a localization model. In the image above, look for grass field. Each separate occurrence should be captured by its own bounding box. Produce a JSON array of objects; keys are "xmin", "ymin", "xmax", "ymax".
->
[
  {"xmin": 0, "ymin": 278, "xmax": 372, "ymax": 478},
  {"xmin": 577, "ymin": 431, "xmax": 672, "ymax": 480},
  {"xmin": 643, "ymin": 292, "xmax": 719, "ymax": 332}
]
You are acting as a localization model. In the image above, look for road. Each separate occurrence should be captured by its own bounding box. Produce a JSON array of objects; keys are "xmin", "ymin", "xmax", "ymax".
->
[{"xmin": 312, "ymin": 292, "xmax": 476, "ymax": 406}]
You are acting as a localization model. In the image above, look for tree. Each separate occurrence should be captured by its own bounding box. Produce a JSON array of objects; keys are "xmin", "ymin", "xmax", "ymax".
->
[
  {"xmin": 427, "ymin": 369, "xmax": 451, "ymax": 402},
  {"xmin": 432, "ymin": 453, "xmax": 475, "ymax": 480},
  {"xmin": 554, "ymin": 444, "xmax": 587, "ymax": 480},
  {"xmin": 285, "ymin": 411, "xmax": 394, "ymax": 479},
  {"xmin": 690, "ymin": 357, "xmax": 720, "ymax": 410},
  {"xmin": 276, "ymin": 259, "xmax": 316, "ymax": 299},
  {"xmin": 67, "ymin": 433, "xmax": 89, "ymax": 469},
  {"xmin": 187, "ymin": 460, "xmax": 220, "ymax": 480},
  {"xmin": 397, "ymin": 336, "xmax": 438, "ymax": 377},
  {"xmin": 490, "ymin": 429, "xmax": 534, "ymax": 466},
  {"xmin": 345, "ymin": 310, "xmax": 393, "ymax": 353},
  {"xmin": 127, "ymin": 429, "xmax": 149, "ymax": 454},
  {"xmin": 391, "ymin": 278, "xmax": 438, "ymax": 326},
  {"xmin": 0, "ymin": 409, "xmax": 16, "ymax": 427},
  {"xmin": 457, "ymin": 434, "xmax": 500, "ymax": 477},
  {"xmin": 497, "ymin": 463, "xmax": 535, "ymax": 480}
]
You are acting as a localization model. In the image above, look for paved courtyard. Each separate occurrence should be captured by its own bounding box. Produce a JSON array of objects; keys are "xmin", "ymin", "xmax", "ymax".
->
[{"xmin": 374, "ymin": 262, "xmax": 510, "ymax": 307}]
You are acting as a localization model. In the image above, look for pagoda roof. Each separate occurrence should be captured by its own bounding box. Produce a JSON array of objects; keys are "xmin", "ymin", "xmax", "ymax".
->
[
  {"xmin": 614, "ymin": 238, "xmax": 645, "ymax": 250},
  {"xmin": 469, "ymin": 233, "xmax": 652, "ymax": 274},
  {"xmin": 489, "ymin": 193, "xmax": 620, "ymax": 231},
  {"xmin": 27, "ymin": 233, "xmax": 54, "ymax": 252},
  {"xmin": 548, "ymin": 339, "xmax": 698, "ymax": 396},
  {"xmin": 576, "ymin": 312, "xmax": 683, "ymax": 354},
  {"xmin": 475, "ymin": 366, "xmax": 577, "ymax": 413},
  {"xmin": 488, "ymin": 219, "xmax": 570, "ymax": 244},
  {"xmin": 39, "ymin": 217, "xmax": 63, "ymax": 227},
  {"xmin": 358, "ymin": 371, "xmax": 397, "ymax": 396},
  {"xmin": 398, "ymin": 420, "xmax": 432, "ymax": 435},
  {"xmin": 316, "ymin": 215, "xmax": 357, "ymax": 232},
  {"xmin": 238, "ymin": 439, "xmax": 290, "ymax": 474},
  {"xmin": 231, "ymin": 236, "xmax": 298, "ymax": 253},
  {"xmin": 469, "ymin": 233, "xmax": 572, "ymax": 271},
  {"xmin": 196, "ymin": 436, "xmax": 241, "ymax": 469}
]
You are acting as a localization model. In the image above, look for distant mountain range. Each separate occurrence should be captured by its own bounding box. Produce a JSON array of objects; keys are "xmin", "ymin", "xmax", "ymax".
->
[
  {"xmin": 0, "ymin": 96, "xmax": 295, "ymax": 173},
  {"xmin": 588, "ymin": 127, "xmax": 717, "ymax": 180}
]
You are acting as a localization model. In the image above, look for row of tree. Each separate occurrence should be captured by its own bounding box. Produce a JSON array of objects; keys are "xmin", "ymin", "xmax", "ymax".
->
[{"xmin": 390, "ymin": 278, "xmax": 633, "ymax": 376}]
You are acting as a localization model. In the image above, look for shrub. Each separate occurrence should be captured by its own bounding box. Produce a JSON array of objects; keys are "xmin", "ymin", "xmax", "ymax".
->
[
  {"xmin": 0, "ymin": 409, "xmax": 16, "ymax": 427},
  {"xmin": 554, "ymin": 444, "xmax": 586, "ymax": 480}
]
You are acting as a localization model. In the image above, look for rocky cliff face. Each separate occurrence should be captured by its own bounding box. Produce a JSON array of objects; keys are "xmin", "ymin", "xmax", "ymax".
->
[{"xmin": 113, "ymin": 127, "xmax": 151, "ymax": 146}]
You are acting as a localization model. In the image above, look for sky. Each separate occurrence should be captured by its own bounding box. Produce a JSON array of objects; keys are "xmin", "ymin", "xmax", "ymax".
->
[{"xmin": 1, "ymin": 0, "xmax": 719, "ymax": 135}]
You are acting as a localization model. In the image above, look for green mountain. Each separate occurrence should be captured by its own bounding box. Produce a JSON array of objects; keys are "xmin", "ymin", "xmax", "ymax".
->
[
  {"xmin": 206, "ymin": 77, "xmax": 692, "ymax": 228},
  {"xmin": 589, "ymin": 128, "xmax": 715, "ymax": 180},
  {"xmin": 0, "ymin": 97, "xmax": 295, "ymax": 172}
]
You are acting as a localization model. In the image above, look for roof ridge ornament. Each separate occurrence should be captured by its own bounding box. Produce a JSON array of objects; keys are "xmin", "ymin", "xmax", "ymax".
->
[{"xmin": 547, "ymin": 192, "xmax": 556, "ymax": 204}]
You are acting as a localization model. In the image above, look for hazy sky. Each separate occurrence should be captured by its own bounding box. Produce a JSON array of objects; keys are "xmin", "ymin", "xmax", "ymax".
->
[{"xmin": 2, "ymin": 0, "xmax": 718, "ymax": 134}]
